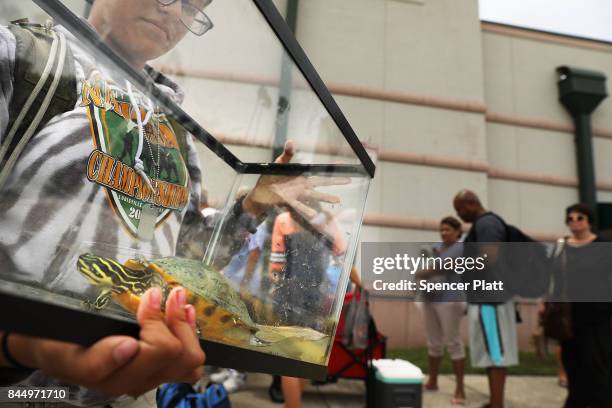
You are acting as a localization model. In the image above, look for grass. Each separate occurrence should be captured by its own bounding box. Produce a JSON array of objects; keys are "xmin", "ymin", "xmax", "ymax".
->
[{"xmin": 387, "ymin": 347, "xmax": 557, "ymax": 376}]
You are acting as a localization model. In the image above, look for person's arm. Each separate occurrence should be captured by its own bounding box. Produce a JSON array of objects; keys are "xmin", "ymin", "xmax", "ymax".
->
[
  {"xmin": 349, "ymin": 265, "xmax": 362, "ymax": 289},
  {"xmin": 269, "ymin": 214, "xmax": 287, "ymax": 284},
  {"xmin": 240, "ymin": 247, "xmax": 261, "ymax": 296},
  {"xmin": 240, "ymin": 225, "xmax": 267, "ymax": 295},
  {"xmin": 327, "ymin": 217, "xmax": 347, "ymax": 257},
  {"xmin": 0, "ymin": 287, "xmax": 205, "ymax": 395},
  {"xmin": 0, "ymin": 332, "xmax": 35, "ymax": 385}
]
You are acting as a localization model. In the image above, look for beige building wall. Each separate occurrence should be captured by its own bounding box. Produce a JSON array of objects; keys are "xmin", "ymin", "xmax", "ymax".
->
[
  {"xmin": 289, "ymin": 0, "xmax": 487, "ymax": 350},
  {"xmin": 295, "ymin": 0, "xmax": 489, "ymax": 231},
  {"xmin": 282, "ymin": 1, "xmax": 612, "ymax": 350},
  {"xmin": 482, "ymin": 27, "xmax": 612, "ymax": 235}
]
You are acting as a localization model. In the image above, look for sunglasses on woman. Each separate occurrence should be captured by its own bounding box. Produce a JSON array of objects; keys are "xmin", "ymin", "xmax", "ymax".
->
[{"xmin": 566, "ymin": 214, "xmax": 587, "ymax": 224}]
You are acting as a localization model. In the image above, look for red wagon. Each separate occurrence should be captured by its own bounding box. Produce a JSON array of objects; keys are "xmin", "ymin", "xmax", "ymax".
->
[
  {"xmin": 325, "ymin": 290, "xmax": 387, "ymax": 381},
  {"xmin": 268, "ymin": 290, "xmax": 387, "ymax": 403}
]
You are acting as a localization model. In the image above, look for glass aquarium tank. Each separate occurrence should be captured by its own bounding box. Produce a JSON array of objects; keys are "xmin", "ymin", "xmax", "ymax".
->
[{"xmin": 0, "ymin": 0, "xmax": 374, "ymax": 379}]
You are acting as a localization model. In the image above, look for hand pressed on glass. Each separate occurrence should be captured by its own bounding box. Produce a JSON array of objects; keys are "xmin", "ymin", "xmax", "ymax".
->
[{"xmin": 243, "ymin": 140, "xmax": 351, "ymax": 220}]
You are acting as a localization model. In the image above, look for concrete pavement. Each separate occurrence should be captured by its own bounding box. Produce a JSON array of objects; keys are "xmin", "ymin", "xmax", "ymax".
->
[
  {"xmin": 120, "ymin": 372, "xmax": 566, "ymax": 407},
  {"xmin": 228, "ymin": 372, "xmax": 567, "ymax": 408}
]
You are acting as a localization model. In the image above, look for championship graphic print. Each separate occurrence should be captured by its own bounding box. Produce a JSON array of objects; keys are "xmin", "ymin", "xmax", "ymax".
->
[{"xmin": 81, "ymin": 72, "xmax": 190, "ymax": 237}]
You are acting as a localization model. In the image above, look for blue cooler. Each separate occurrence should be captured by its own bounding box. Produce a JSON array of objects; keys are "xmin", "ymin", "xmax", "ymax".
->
[{"xmin": 370, "ymin": 359, "xmax": 423, "ymax": 408}]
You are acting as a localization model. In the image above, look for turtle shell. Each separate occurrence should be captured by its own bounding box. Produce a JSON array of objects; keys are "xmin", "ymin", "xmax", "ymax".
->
[
  {"xmin": 145, "ymin": 257, "xmax": 257, "ymax": 332},
  {"xmin": 123, "ymin": 257, "xmax": 257, "ymax": 344}
]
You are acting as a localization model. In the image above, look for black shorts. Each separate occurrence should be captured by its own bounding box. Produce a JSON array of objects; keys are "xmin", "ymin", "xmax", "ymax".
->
[{"xmin": 273, "ymin": 277, "xmax": 322, "ymax": 328}]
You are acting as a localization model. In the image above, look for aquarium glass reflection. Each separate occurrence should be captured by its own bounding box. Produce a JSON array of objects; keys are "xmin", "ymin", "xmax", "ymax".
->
[{"xmin": 0, "ymin": 0, "xmax": 372, "ymax": 369}]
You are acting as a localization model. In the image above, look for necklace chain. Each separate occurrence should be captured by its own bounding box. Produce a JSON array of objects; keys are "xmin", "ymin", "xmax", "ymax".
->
[{"xmin": 144, "ymin": 108, "xmax": 161, "ymax": 204}]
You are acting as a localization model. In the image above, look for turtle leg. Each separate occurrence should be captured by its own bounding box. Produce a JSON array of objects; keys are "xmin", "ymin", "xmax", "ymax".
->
[
  {"xmin": 160, "ymin": 283, "xmax": 175, "ymax": 312},
  {"xmin": 94, "ymin": 288, "xmax": 113, "ymax": 309},
  {"xmin": 251, "ymin": 331, "xmax": 272, "ymax": 346},
  {"xmin": 145, "ymin": 271, "xmax": 173, "ymax": 311},
  {"xmin": 84, "ymin": 288, "xmax": 113, "ymax": 310},
  {"xmin": 147, "ymin": 281, "xmax": 172, "ymax": 312}
]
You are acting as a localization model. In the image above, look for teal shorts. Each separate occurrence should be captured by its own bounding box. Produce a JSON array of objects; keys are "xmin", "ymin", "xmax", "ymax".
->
[{"xmin": 468, "ymin": 302, "xmax": 518, "ymax": 368}]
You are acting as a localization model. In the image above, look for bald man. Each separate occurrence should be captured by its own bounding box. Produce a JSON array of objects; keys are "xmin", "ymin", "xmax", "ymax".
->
[
  {"xmin": 453, "ymin": 190, "xmax": 518, "ymax": 408},
  {"xmin": 453, "ymin": 190, "xmax": 486, "ymax": 224}
]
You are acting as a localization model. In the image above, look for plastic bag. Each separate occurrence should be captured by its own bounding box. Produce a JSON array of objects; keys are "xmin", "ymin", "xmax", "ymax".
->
[
  {"xmin": 156, "ymin": 382, "xmax": 231, "ymax": 408},
  {"xmin": 342, "ymin": 289, "xmax": 370, "ymax": 349}
]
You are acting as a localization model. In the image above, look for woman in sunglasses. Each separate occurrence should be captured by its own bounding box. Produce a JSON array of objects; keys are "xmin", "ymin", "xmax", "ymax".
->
[
  {"xmin": 564, "ymin": 204, "xmax": 597, "ymax": 245},
  {"xmin": 553, "ymin": 203, "xmax": 612, "ymax": 408}
]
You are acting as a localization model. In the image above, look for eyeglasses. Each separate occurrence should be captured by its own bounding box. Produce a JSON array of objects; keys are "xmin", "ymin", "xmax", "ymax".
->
[
  {"xmin": 566, "ymin": 214, "xmax": 586, "ymax": 223},
  {"xmin": 156, "ymin": 0, "xmax": 214, "ymax": 37}
]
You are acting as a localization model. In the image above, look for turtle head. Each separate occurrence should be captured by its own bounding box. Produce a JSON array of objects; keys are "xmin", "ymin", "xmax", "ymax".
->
[
  {"xmin": 77, "ymin": 253, "xmax": 158, "ymax": 296},
  {"xmin": 77, "ymin": 253, "xmax": 115, "ymax": 286}
]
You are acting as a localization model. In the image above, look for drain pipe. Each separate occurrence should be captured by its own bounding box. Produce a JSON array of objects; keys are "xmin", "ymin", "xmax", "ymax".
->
[
  {"xmin": 84, "ymin": 0, "xmax": 93, "ymax": 18},
  {"xmin": 556, "ymin": 66, "xmax": 608, "ymax": 219},
  {"xmin": 272, "ymin": 0, "xmax": 299, "ymax": 159}
]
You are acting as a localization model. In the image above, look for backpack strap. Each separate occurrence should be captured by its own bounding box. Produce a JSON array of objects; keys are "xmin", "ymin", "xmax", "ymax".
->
[
  {"xmin": 483, "ymin": 211, "xmax": 508, "ymax": 229},
  {"xmin": 467, "ymin": 211, "xmax": 510, "ymax": 242},
  {"xmin": 4, "ymin": 22, "xmax": 77, "ymax": 158},
  {"xmin": 488, "ymin": 212, "xmax": 511, "ymax": 241}
]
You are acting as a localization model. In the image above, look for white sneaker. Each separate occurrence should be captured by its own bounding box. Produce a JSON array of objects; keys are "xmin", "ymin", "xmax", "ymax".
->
[
  {"xmin": 222, "ymin": 370, "xmax": 247, "ymax": 393},
  {"xmin": 209, "ymin": 369, "xmax": 232, "ymax": 384}
]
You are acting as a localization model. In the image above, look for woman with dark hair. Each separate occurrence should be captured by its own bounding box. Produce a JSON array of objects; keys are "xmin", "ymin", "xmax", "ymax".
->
[
  {"xmin": 553, "ymin": 203, "xmax": 612, "ymax": 408},
  {"xmin": 418, "ymin": 216, "xmax": 466, "ymax": 407}
]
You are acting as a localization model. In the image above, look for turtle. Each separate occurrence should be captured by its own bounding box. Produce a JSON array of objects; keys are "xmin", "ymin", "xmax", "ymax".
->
[{"xmin": 76, "ymin": 253, "xmax": 327, "ymax": 348}]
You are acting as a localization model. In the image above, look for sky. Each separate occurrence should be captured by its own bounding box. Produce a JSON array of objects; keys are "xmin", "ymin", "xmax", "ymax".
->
[{"xmin": 479, "ymin": 0, "xmax": 612, "ymax": 43}]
